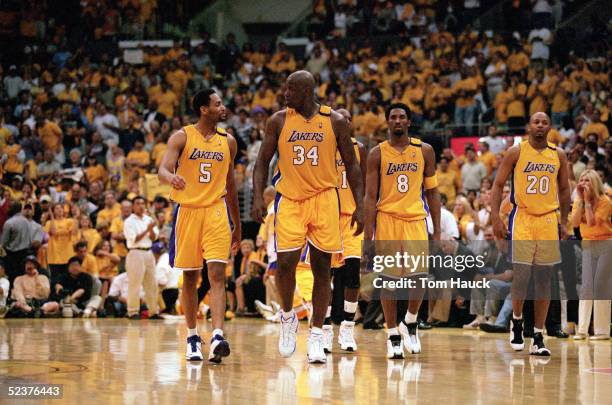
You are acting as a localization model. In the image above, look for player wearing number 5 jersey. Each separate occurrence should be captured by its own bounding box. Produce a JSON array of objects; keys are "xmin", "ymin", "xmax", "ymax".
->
[
  {"xmin": 159, "ymin": 89, "xmax": 241, "ymax": 364},
  {"xmin": 364, "ymin": 103, "xmax": 441, "ymax": 359},
  {"xmin": 491, "ymin": 112, "xmax": 571, "ymax": 357},
  {"xmin": 252, "ymin": 71, "xmax": 364, "ymax": 364}
]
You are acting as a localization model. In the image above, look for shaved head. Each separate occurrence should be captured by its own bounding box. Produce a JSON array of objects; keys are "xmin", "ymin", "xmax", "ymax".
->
[
  {"xmin": 285, "ymin": 70, "xmax": 316, "ymax": 110},
  {"xmin": 337, "ymin": 108, "xmax": 351, "ymax": 122},
  {"xmin": 529, "ymin": 111, "xmax": 550, "ymax": 124},
  {"xmin": 528, "ymin": 111, "xmax": 551, "ymax": 141}
]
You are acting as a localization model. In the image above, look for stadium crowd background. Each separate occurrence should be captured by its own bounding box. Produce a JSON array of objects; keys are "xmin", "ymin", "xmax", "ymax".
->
[{"xmin": 0, "ymin": 0, "xmax": 609, "ymax": 335}]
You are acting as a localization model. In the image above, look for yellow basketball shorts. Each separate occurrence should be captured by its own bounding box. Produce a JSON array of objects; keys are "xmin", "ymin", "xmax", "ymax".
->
[
  {"xmin": 332, "ymin": 213, "xmax": 364, "ymax": 268},
  {"xmin": 169, "ymin": 200, "xmax": 231, "ymax": 270},
  {"xmin": 295, "ymin": 262, "xmax": 314, "ymax": 303},
  {"xmin": 508, "ymin": 207, "xmax": 561, "ymax": 266},
  {"xmin": 374, "ymin": 211, "xmax": 429, "ymax": 276},
  {"xmin": 274, "ymin": 188, "xmax": 342, "ymax": 253}
]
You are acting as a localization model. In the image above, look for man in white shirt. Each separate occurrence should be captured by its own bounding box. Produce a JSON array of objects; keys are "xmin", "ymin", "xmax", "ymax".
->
[
  {"xmin": 153, "ymin": 242, "xmax": 179, "ymax": 314},
  {"xmin": 481, "ymin": 126, "xmax": 507, "ymax": 155},
  {"xmin": 108, "ymin": 272, "xmax": 144, "ymax": 317},
  {"xmin": 93, "ymin": 103, "xmax": 120, "ymax": 145},
  {"xmin": 123, "ymin": 196, "xmax": 160, "ymax": 320},
  {"xmin": 427, "ymin": 206, "xmax": 460, "ymax": 240}
]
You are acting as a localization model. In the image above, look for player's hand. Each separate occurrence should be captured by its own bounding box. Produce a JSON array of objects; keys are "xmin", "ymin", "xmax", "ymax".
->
[
  {"xmin": 432, "ymin": 231, "xmax": 441, "ymax": 241},
  {"xmin": 351, "ymin": 206, "xmax": 364, "ymax": 236},
  {"xmin": 492, "ymin": 215, "xmax": 507, "ymax": 240},
  {"xmin": 251, "ymin": 196, "xmax": 267, "ymax": 224},
  {"xmin": 559, "ymin": 223, "xmax": 568, "ymax": 240},
  {"xmin": 170, "ymin": 174, "xmax": 186, "ymax": 190},
  {"xmin": 231, "ymin": 227, "xmax": 241, "ymax": 255}
]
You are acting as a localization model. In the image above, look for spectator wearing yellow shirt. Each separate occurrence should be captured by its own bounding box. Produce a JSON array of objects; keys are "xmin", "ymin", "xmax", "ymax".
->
[
  {"xmin": 155, "ymin": 82, "xmax": 178, "ymax": 118},
  {"xmin": 582, "ymin": 109, "xmax": 609, "ymax": 146},
  {"xmin": 35, "ymin": 116, "xmax": 63, "ymax": 154},
  {"xmin": 165, "ymin": 62, "xmax": 189, "ymax": 98},
  {"xmin": 94, "ymin": 240, "xmax": 120, "ymax": 301},
  {"xmin": 2, "ymin": 135, "xmax": 25, "ymax": 177},
  {"xmin": 436, "ymin": 156, "xmax": 462, "ymax": 207},
  {"xmin": 44, "ymin": 203, "xmax": 78, "ymax": 283},
  {"xmin": 550, "ymin": 71, "xmax": 572, "ymax": 126},
  {"xmin": 452, "ymin": 70, "xmax": 479, "ymax": 135},
  {"xmin": 84, "ymin": 154, "xmax": 108, "ymax": 184},
  {"xmin": 507, "ymin": 74, "xmax": 527, "ymax": 134},
  {"xmin": 74, "ymin": 240, "xmax": 99, "ymax": 277},
  {"xmin": 125, "ymin": 138, "xmax": 150, "ymax": 178},
  {"xmin": 110, "ymin": 199, "xmax": 132, "ymax": 260},
  {"xmin": 493, "ymin": 81, "xmax": 512, "ymax": 125},
  {"xmin": 251, "ymin": 80, "xmax": 276, "ymax": 111},
  {"xmin": 527, "ymin": 71, "xmax": 549, "ymax": 117},
  {"xmin": 547, "ymin": 127, "xmax": 564, "ymax": 146},
  {"xmin": 97, "ymin": 191, "xmax": 121, "ymax": 227},
  {"xmin": 151, "ymin": 133, "xmax": 169, "ymax": 168},
  {"xmin": 507, "ymin": 46, "xmax": 530, "ymax": 74},
  {"xmin": 77, "ymin": 214, "xmax": 102, "ymax": 254},
  {"xmin": 401, "ymin": 77, "xmax": 424, "ymax": 125},
  {"xmin": 478, "ymin": 141, "xmax": 497, "ymax": 177}
]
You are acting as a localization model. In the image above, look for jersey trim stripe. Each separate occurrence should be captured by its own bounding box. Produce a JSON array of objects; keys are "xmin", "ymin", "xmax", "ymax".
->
[
  {"xmin": 273, "ymin": 193, "xmax": 282, "ymax": 252},
  {"xmin": 169, "ymin": 204, "xmax": 180, "ymax": 268},
  {"xmin": 420, "ymin": 186, "xmax": 430, "ymax": 215},
  {"xmin": 272, "ymin": 170, "xmax": 282, "ymax": 186},
  {"xmin": 409, "ymin": 141, "xmax": 422, "ymax": 147},
  {"xmin": 507, "ymin": 205, "xmax": 518, "ymax": 261}
]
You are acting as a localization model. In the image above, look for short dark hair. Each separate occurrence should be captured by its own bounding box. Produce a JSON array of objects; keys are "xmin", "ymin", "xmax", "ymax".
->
[
  {"xmin": 192, "ymin": 89, "xmax": 216, "ymax": 114},
  {"xmin": 132, "ymin": 195, "xmax": 147, "ymax": 204},
  {"xmin": 68, "ymin": 256, "xmax": 82, "ymax": 266},
  {"xmin": 385, "ymin": 103, "xmax": 411, "ymax": 120},
  {"xmin": 74, "ymin": 240, "xmax": 88, "ymax": 251}
]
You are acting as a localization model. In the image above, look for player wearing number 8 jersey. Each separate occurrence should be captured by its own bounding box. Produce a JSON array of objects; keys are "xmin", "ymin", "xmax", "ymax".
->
[
  {"xmin": 159, "ymin": 89, "xmax": 241, "ymax": 364},
  {"xmin": 364, "ymin": 103, "xmax": 441, "ymax": 359},
  {"xmin": 252, "ymin": 71, "xmax": 364, "ymax": 364},
  {"xmin": 491, "ymin": 112, "xmax": 571, "ymax": 357}
]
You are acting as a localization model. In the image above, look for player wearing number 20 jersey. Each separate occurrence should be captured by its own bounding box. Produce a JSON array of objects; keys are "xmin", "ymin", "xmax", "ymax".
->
[
  {"xmin": 169, "ymin": 125, "xmax": 232, "ymax": 269},
  {"xmin": 272, "ymin": 105, "xmax": 342, "ymax": 253},
  {"xmin": 508, "ymin": 140, "xmax": 561, "ymax": 265}
]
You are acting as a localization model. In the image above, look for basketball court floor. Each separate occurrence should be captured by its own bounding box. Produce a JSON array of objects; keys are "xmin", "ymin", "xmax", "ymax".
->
[{"xmin": 1, "ymin": 318, "xmax": 610, "ymax": 404}]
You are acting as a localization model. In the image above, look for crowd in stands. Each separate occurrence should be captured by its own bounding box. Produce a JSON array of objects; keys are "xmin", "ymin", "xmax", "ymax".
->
[{"xmin": 0, "ymin": 0, "xmax": 609, "ymax": 338}]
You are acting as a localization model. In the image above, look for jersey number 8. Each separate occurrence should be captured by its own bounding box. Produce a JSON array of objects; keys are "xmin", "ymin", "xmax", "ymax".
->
[
  {"xmin": 397, "ymin": 174, "xmax": 409, "ymax": 193},
  {"xmin": 526, "ymin": 175, "xmax": 549, "ymax": 194}
]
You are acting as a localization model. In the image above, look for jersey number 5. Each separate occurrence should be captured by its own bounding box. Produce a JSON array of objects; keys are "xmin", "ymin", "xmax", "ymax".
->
[
  {"xmin": 293, "ymin": 145, "xmax": 319, "ymax": 166},
  {"xmin": 199, "ymin": 162, "xmax": 212, "ymax": 183},
  {"xmin": 526, "ymin": 175, "xmax": 549, "ymax": 194}
]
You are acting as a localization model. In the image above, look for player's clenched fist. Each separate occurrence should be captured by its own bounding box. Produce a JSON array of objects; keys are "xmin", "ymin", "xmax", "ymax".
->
[{"xmin": 170, "ymin": 174, "xmax": 186, "ymax": 190}]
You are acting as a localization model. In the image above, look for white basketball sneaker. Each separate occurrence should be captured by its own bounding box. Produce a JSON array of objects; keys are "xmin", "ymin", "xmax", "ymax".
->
[
  {"xmin": 387, "ymin": 334, "xmax": 404, "ymax": 359},
  {"xmin": 399, "ymin": 320, "xmax": 421, "ymax": 354},
  {"xmin": 338, "ymin": 321, "xmax": 357, "ymax": 352},
  {"xmin": 322, "ymin": 325, "xmax": 334, "ymax": 353},
  {"xmin": 509, "ymin": 318, "xmax": 525, "ymax": 351},
  {"xmin": 307, "ymin": 330, "xmax": 327, "ymax": 364},
  {"xmin": 278, "ymin": 311, "xmax": 299, "ymax": 357},
  {"xmin": 186, "ymin": 335, "xmax": 203, "ymax": 361},
  {"xmin": 208, "ymin": 334, "xmax": 231, "ymax": 363}
]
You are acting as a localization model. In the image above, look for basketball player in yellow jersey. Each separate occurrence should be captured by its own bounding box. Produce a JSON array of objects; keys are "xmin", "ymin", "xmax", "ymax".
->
[
  {"xmin": 322, "ymin": 108, "xmax": 367, "ymax": 353},
  {"xmin": 363, "ymin": 103, "xmax": 441, "ymax": 359},
  {"xmin": 491, "ymin": 112, "xmax": 571, "ymax": 357},
  {"xmin": 252, "ymin": 71, "xmax": 364, "ymax": 364},
  {"xmin": 159, "ymin": 89, "xmax": 241, "ymax": 364}
]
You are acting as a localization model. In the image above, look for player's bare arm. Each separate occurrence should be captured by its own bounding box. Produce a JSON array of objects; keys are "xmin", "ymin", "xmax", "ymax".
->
[
  {"xmin": 226, "ymin": 134, "xmax": 242, "ymax": 253},
  {"xmin": 158, "ymin": 129, "xmax": 187, "ymax": 189},
  {"xmin": 363, "ymin": 145, "xmax": 381, "ymax": 241},
  {"xmin": 556, "ymin": 147, "xmax": 571, "ymax": 240},
  {"xmin": 491, "ymin": 145, "xmax": 520, "ymax": 239},
  {"xmin": 333, "ymin": 111, "xmax": 364, "ymax": 234},
  {"xmin": 251, "ymin": 111, "xmax": 285, "ymax": 223},
  {"xmin": 422, "ymin": 143, "xmax": 441, "ymax": 240}
]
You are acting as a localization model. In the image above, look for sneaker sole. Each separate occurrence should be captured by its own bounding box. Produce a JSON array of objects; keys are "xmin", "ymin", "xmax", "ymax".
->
[
  {"xmin": 388, "ymin": 353, "xmax": 404, "ymax": 360},
  {"xmin": 187, "ymin": 355, "xmax": 203, "ymax": 361},
  {"xmin": 510, "ymin": 343, "xmax": 525, "ymax": 351},
  {"xmin": 279, "ymin": 347, "xmax": 296, "ymax": 358},
  {"xmin": 341, "ymin": 346, "xmax": 356, "ymax": 352},
  {"xmin": 529, "ymin": 347, "xmax": 551, "ymax": 356},
  {"xmin": 324, "ymin": 348, "xmax": 331, "ymax": 354},
  {"xmin": 308, "ymin": 357, "xmax": 327, "ymax": 364},
  {"xmin": 209, "ymin": 341, "xmax": 230, "ymax": 363}
]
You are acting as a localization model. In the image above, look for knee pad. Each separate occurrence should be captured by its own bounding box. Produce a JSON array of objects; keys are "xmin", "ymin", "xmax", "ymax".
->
[{"xmin": 343, "ymin": 258, "xmax": 361, "ymax": 289}]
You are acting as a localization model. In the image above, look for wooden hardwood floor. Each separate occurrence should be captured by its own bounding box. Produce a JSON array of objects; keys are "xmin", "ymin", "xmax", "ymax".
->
[{"xmin": 0, "ymin": 318, "xmax": 610, "ymax": 404}]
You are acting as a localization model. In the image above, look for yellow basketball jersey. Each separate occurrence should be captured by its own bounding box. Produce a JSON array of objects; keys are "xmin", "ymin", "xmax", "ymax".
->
[
  {"xmin": 273, "ymin": 105, "xmax": 337, "ymax": 200},
  {"xmin": 511, "ymin": 141, "xmax": 560, "ymax": 215},
  {"xmin": 377, "ymin": 139, "xmax": 428, "ymax": 221},
  {"xmin": 336, "ymin": 138, "xmax": 360, "ymax": 215},
  {"xmin": 169, "ymin": 125, "xmax": 230, "ymax": 208}
]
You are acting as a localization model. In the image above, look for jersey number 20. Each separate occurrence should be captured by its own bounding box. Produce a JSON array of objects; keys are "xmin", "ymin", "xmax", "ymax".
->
[{"xmin": 526, "ymin": 175, "xmax": 549, "ymax": 194}]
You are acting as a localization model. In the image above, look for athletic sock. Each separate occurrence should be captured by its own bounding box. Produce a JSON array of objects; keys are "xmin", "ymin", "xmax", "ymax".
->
[
  {"xmin": 311, "ymin": 326, "xmax": 323, "ymax": 336},
  {"xmin": 534, "ymin": 327, "xmax": 543, "ymax": 334},
  {"xmin": 343, "ymin": 300, "xmax": 357, "ymax": 322},
  {"xmin": 513, "ymin": 313, "xmax": 523, "ymax": 320},
  {"xmin": 188, "ymin": 328, "xmax": 198, "ymax": 337},
  {"xmin": 212, "ymin": 328, "xmax": 223, "ymax": 338},
  {"xmin": 387, "ymin": 327, "xmax": 399, "ymax": 337},
  {"xmin": 324, "ymin": 305, "xmax": 332, "ymax": 325},
  {"xmin": 404, "ymin": 311, "xmax": 418, "ymax": 324}
]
